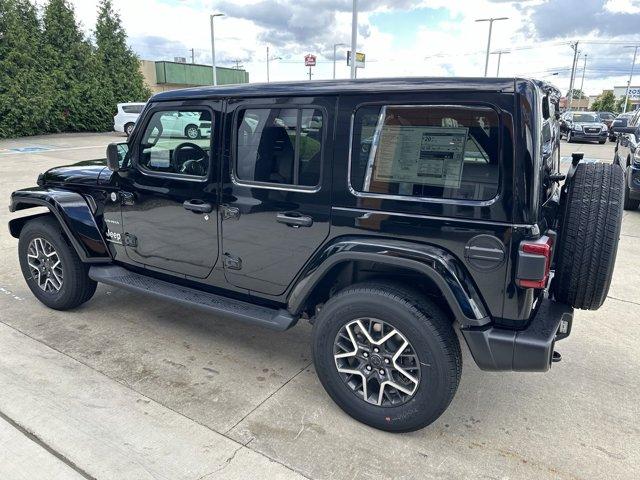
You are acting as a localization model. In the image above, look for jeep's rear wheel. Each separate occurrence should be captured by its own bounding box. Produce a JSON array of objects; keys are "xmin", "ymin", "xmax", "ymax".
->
[
  {"xmin": 19, "ymin": 216, "xmax": 97, "ymax": 310},
  {"xmin": 554, "ymin": 162, "xmax": 624, "ymax": 310},
  {"xmin": 312, "ymin": 282, "xmax": 461, "ymax": 432}
]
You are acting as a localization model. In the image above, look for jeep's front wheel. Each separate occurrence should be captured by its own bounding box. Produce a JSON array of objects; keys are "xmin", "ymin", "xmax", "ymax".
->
[
  {"xmin": 18, "ymin": 216, "xmax": 97, "ymax": 310},
  {"xmin": 312, "ymin": 282, "xmax": 461, "ymax": 432}
]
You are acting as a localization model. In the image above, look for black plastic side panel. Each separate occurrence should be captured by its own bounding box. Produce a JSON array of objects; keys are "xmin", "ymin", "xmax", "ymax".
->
[
  {"xmin": 9, "ymin": 187, "xmax": 111, "ymax": 262},
  {"xmin": 288, "ymin": 236, "xmax": 490, "ymax": 327}
]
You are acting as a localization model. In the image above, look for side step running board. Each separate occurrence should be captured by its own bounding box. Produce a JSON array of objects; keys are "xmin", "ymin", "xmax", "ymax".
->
[{"xmin": 88, "ymin": 265, "xmax": 297, "ymax": 331}]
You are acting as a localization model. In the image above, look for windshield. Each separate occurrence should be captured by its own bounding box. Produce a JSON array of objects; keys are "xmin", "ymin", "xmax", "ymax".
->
[{"xmin": 573, "ymin": 113, "xmax": 599, "ymax": 123}]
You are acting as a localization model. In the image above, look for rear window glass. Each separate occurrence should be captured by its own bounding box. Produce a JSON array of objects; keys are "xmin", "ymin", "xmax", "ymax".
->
[
  {"xmin": 573, "ymin": 113, "xmax": 598, "ymax": 123},
  {"xmin": 350, "ymin": 105, "xmax": 500, "ymax": 201}
]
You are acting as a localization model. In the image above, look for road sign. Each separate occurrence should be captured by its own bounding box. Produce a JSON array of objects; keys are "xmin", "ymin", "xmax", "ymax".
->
[
  {"xmin": 347, "ymin": 51, "xmax": 365, "ymax": 68},
  {"xmin": 305, "ymin": 54, "xmax": 317, "ymax": 67}
]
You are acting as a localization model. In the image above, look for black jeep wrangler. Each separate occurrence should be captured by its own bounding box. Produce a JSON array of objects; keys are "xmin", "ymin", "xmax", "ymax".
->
[{"xmin": 9, "ymin": 78, "xmax": 624, "ymax": 432}]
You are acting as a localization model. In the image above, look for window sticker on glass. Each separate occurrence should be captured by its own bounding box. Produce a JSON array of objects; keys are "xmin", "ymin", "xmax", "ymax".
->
[{"xmin": 371, "ymin": 125, "xmax": 469, "ymax": 189}]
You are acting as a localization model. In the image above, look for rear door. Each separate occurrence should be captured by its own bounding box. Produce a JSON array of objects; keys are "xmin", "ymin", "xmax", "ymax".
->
[{"xmin": 220, "ymin": 96, "xmax": 334, "ymax": 296}]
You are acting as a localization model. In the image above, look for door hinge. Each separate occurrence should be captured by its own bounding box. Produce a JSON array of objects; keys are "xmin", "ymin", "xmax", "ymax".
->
[
  {"xmin": 223, "ymin": 253, "xmax": 242, "ymax": 270},
  {"xmin": 221, "ymin": 204, "xmax": 240, "ymax": 221},
  {"xmin": 124, "ymin": 233, "xmax": 138, "ymax": 247}
]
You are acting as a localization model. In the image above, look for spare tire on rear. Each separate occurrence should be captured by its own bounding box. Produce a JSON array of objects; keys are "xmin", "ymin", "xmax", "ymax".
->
[{"xmin": 553, "ymin": 162, "xmax": 624, "ymax": 310}]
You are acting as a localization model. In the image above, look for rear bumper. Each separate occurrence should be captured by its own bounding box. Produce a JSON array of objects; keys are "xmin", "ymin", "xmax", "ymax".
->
[{"xmin": 461, "ymin": 297, "xmax": 573, "ymax": 372}]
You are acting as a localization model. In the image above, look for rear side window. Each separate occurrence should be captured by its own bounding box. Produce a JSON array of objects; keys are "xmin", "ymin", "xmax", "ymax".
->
[
  {"xmin": 351, "ymin": 105, "xmax": 500, "ymax": 201},
  {"xmin": 122, "ymin": 104, "xmax": 144, "ymax": 114},
  {"xmin": 235, "ymin": 107, "xmax": 324, "ymax": 188}
]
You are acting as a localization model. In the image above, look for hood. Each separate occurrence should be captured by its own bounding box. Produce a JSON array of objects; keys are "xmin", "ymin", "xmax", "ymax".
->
[
  {"xmin": 574, "ymin": 121, "xmax": 604, "ymax": 128},
  {"xmin": 41, "ymin": 159, "xmax": 108, "ymax": 187}
]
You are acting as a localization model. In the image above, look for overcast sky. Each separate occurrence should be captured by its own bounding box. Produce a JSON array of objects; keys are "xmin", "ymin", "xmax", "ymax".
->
[{"xmin": 67, "ymin": 0, "xmax": 640, "ymax": 95}]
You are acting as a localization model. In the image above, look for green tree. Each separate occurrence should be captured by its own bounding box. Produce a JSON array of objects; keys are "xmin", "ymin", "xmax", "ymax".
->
[
  {"xmin": 42, "ymin": 0, "xmax": 101, "ymax": 132},
  {"xmin": 568, "ymin": 88, "xmax": 586, "ymax": 99},
  {"xmin": 0, "ymin": 0, "xmax": 53, "ymax": 137},
  {"xmin": 592, "ymin": 91, "xmax": 617, "ymax": 112},
  {"xmin": 94, "ymin": 0, "xmax": 150, "ymax": 130},
  {"xmin": 615, "ymin": 96, "xmax": 632, "ymax": 113}
]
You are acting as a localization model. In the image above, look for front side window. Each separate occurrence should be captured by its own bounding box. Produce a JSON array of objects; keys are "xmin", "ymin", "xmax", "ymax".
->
[
  {"xmin": 351, "ymin": 105, "xmax": 500, "ymax": 201},
  {"xmin": 138, "ymin": 110, "xmax": 212, "ymax": 177},
  {"xmin": 235, "ymin": 107, "xmax": 323, "ymax": 187}
]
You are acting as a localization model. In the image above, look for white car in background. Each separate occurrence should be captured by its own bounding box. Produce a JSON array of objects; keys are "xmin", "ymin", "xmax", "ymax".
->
[{"xmin": 114, "ymin": 102, "xmax": 146, "ymax": 137}]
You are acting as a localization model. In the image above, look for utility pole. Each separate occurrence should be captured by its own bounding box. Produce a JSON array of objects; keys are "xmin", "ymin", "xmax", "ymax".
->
[
  {"xmin": 333, "ymin": 43, "xmax": 347, "ymax": 79},
  {"xmin": 567, "ymin": 41, "xmax": 580, "ymax": 110},
  {"xmin": 350, "ymin": 0, "xmax": 358, "ymax": 80},
  {"xmin": 491, "ymin": 50, "xmax": 510, "ymax": 76},
  {"xmin": 476, "ymin": 17, "xmax": 508, "ymax": 77},
  {"xmin": 623, "ymin": 45, "xmax": 639, "ymax": 113},
  {"xmin": 210, "ymin": 13, "xmax": 224, "ymax": 86},
  {"xmin": 579, "ymin": 53, "xmax": 587, "ymax": 94},
  {"xmin": 190, "ymin": 48, "xmax": 195, "ymax": 64}
]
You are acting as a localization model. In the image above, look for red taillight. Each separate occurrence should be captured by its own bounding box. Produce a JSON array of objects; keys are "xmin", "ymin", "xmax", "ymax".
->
[{"xmin": 517, "ymin": 236, "xmax": 553, "ymax": 289}]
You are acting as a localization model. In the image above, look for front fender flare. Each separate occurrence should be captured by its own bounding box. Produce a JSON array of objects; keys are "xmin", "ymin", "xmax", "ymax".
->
[
  {"xmin": 9, "ymin": 187, "xmax": 111, "ymax": 263},
  {"xmin": 288, "ymin": 237, "xmax": 490, "ymax": 327}
]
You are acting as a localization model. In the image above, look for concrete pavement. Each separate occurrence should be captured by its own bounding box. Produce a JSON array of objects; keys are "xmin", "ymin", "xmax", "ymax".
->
[{"xmin": 1, "ymin": 133, "xmax": 638, "ymax": 479}]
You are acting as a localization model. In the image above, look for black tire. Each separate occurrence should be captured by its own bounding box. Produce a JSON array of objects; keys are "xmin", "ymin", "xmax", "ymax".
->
[
  {"xmin": 185, "ymin": 124, "xmax": 200, "ymax": 139},
  {"xmin": 312, "ymin": 281, "xmax": 461, "ymax": 432},
  {"xmin": 18, "ymin": 216, "xmax": 97, "ymax": 310},
  {"xmin": 125, "ymin": 122, "xmax": 135, "ymax": 137},
  {"xmin": 554, "ymin": 162, "xmax": 624, "ymax": 310},
  {"xmin": 599, "ymin": 139, "xmax": 606, "ymax": 145},
  {"xmin": 622, "ymin": 162, "xmax": 640, "ymax": 210}
]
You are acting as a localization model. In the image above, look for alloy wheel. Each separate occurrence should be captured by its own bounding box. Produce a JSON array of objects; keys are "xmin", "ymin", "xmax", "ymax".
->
[
  {"xmin": 27, "ymin": 237, "xmax": 63, "ymax": 292},
  {"xmin": 333, "ymin": 318, "xmax": 421, "ymax": 407},
  {"xmin": 186, "ymin": 126, "xmax": 199, "ymax": 139}
]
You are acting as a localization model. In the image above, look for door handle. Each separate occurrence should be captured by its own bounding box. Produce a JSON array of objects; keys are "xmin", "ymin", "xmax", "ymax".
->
[
  {"xmin": 276, "ymin": 212, "xmax": 313, "ymax": 228},
  {"xmin": 183, "ymin": 199, "xmax": 213, "ymax": 213}
]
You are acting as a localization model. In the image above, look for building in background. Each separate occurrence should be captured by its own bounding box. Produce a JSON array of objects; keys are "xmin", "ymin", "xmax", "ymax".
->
[
  {"xmin": 140, "ymin": 60, "xmax": 249, "ymax": 94},
  {"xmin": 559, "ymin": 97, "xmax": 590, "ymax": 111},
  {"xmin": 613, "ymin": 85, "xmax": 640, "ymax": 110}
]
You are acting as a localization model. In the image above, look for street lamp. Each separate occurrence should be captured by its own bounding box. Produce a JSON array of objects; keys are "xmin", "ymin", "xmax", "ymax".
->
[
  {"xmin": 333, "ymin": 43, "xmax": 347, "ymax": 79},
  {"xmin": 490, "ymin": 50, "xmax": 510, "ymax": 76},
  {"xmin": 476, "ymin": 17, "xmax": 508, "ymax": 77},
  {"xmin": 350, "ymin": 0, "xmax": 358, "ymax": 80},
  {"xmin": 210, "ymin": 13, "xmax": 224, "ymax": 86},
  {"xmin": 266, "ymin": 46, "xmax": 282, "ymax": 83},
  {"xmin": 623, "ymin": 45, "xmax": 639, "ymax": 113}
]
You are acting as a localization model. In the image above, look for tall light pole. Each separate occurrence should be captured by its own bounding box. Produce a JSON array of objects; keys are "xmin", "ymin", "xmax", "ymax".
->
[
  {"xmin": 579, "ymin": 53, "xmax": 587, "ymax": 94},
  {"xmin": 567, "ymin": 41, "xmax": 580, "ymax": 110},
  {"xmin": 476, "ymin": 17, "xmax": 508, "ymax": 77},
  {"xmin": 210, "ymin": 13, "xmax": 224, "ymax": 86},
  {"xmin": 623, "ymin": 45, "xmax": 639, "ymax": 113},
  {"xmin": 333, "ymin": 43, "xmax": 347, "ymax": 79},
  {"xmin": 350, "ymin": 0, "xmax": 358, "ymax": 80},
  {"xmin": 491, "ymin": 50, "xmax": 510, "ymax": 76},
  {"xmin": 266, "ymin": 46, "xmax": 281, "ymax": 83}
]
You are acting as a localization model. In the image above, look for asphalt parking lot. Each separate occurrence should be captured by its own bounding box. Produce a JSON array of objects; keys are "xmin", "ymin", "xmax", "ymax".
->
[{"xmin": 1, "ymin": 133, "xmax": 639, "ymax": 480}]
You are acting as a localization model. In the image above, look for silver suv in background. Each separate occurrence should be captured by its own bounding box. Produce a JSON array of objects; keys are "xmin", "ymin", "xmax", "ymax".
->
[{"xmin": 114, "ymin": 102, "xmax": 146, "ymax": 137}]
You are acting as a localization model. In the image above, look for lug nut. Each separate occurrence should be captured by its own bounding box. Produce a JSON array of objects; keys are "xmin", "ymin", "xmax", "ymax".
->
[
  {"xmin": 379, "ymin": 369, "xmax": 385, "ymax": 375},
  {"xmin": 373, "ymin": 347, "xmax": 379, "ymax": 353},
  {"xmin": 384, "ymin": 358, "xmax": 390, "ymax": 364},
  {"xmin": 366, "ymin": 365, "xmax": 372, "ymax": 371},
  {"xmin": 363, "ymin": 352, "xmax": 369, "ymax": 358}
]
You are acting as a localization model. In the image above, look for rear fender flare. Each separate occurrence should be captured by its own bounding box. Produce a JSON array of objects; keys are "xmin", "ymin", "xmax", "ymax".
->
[
  {"xmin": 287, "ymin": 237, "xmax": 490, "ymax": 327},
  {"xmin": 9, "ymin": 187, "xmax": 111, "ymax": 263}
]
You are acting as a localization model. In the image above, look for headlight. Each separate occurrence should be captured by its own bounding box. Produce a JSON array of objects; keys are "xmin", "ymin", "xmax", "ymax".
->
[{"xmin": 572, "ymin": 124, "xmax": 583, "ymax": 132}]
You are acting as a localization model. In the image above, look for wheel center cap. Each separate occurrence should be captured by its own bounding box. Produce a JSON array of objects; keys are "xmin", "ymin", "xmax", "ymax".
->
[{"xmin": 370, "ymin": 354, "xmax": 383, "ymax": 367}]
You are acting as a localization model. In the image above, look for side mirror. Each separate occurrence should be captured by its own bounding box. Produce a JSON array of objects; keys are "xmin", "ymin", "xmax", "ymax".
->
[
  {"xmin": 611, "ymin": 125, "xmax": 637, "ymax": 134},
  {"xmin": 106, "ymin": 142, "xmax": 128, "ymax": 171}
]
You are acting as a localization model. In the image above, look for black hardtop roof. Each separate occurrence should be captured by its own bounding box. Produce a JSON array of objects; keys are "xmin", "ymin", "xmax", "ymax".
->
[{"xmin": 150, "ymin": 77, "xmax": 536, "ymax": 102}]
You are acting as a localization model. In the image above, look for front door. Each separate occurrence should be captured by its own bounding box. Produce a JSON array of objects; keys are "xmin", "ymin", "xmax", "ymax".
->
[
  {"xmin": 220, "ymin": 97, "xmax": 334, "ymax": 296},
  {"xmin": 119, "ymin": 102, "xmax": 220, "ymax": 278}
]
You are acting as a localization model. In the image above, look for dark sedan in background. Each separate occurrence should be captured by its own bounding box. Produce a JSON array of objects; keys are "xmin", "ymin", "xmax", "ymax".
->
[
  {"xmin": 560, "ymin": 111, "xmax": 609, "ymax": 143},
  {"xmin": 609, "ymin": 112, "xmax": 635, "ymax": 141}
]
